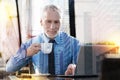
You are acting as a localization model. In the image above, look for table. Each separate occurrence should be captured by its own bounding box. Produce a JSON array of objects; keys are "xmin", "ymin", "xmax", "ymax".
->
[{"xmin": 8, "ymin": 74, "xmax": 99, "ymax": 80}]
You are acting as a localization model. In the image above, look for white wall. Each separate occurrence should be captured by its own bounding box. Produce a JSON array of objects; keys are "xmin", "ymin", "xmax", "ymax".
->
[{"xmin": 75, "ymin": 0, "xmax": 120, "ymax": 44}]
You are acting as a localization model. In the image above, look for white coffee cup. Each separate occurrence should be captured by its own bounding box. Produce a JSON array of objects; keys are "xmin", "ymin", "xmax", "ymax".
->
[{"xmin": 41, "ymin": 43, "xmax": 53, "ymax": 54}]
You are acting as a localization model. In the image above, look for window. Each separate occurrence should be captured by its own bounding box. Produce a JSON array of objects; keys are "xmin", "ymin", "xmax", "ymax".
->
[{"xmin": 0, "ymin": 0, "xmax": 19, "ymax": 62}]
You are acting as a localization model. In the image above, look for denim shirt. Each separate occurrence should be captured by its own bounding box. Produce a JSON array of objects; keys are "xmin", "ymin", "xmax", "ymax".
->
[{"xmin": 6, "ymin": 32, "xmax": 80, "ymax": 75}]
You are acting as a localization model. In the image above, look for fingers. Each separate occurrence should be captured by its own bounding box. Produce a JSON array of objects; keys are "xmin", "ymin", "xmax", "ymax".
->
[
  {"xmin": 65, "ymin": 64, "xmax": 76, "ymax": 75},
  {"xmin": 31, "ymin": 43, "xmax": 41, "ymax": 53},
  {"xmin": 32, "ymin": 43, "xmax": 41, "ymax": 51},
  {"xmin": 26, "ymin": 43, "xmax": 41, "ymax": 56},
  {"xmin": 33, "ymin": 43, "xmax": 41, "ymax": 47}
]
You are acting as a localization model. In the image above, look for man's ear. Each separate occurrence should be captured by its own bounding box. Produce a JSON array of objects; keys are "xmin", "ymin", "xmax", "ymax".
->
[{"xmin": 40, "ymin": 19, "xmax": 42, "ymax": 26}]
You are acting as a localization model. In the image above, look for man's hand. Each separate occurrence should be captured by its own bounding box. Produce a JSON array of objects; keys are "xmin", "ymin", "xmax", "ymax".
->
[
  {"xmin": 65, "ymin": 64, "xmax": 76, "ymax": 75},
  {"xmin": 26, "ymin": 43, "xmax": 41, "ymax": 56}
]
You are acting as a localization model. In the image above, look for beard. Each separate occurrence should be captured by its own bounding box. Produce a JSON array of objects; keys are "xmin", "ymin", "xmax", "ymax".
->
[{"xmin": 44, "ymin": 31, "xmax": 58, "ymax": 39}]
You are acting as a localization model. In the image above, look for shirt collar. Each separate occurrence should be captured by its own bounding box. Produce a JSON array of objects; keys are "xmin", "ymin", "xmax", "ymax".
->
[
  {"xmin": 42, "ymin": 33, "xmax": 61, "ymax": 44},
  {"xmin": 54, "ymin": 33, "xmax": 61, "ymax": 44}
]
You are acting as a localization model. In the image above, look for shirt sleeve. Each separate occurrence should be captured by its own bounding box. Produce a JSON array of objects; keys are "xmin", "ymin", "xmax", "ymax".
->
[{"xmin": 6, "ymin": 42, "xmax": 31, "ymax": 73}]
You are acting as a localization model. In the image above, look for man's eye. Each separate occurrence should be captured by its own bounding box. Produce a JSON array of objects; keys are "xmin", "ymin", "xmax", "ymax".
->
[
  {"xmin": 55, "ymin": 21, "xmax": 59, "ymax": 24},
  {"xmin": 47, "ymin": 20, "xmax": 51, "ymax": 23}
]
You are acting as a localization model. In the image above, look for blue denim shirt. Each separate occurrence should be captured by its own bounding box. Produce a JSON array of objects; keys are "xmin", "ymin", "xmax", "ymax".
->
[{"xmin": 6, "ymin": 32, "xmax": 80, "ymax": 75}]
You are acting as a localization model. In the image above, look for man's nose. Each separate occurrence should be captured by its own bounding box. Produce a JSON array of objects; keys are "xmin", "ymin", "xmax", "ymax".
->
[{"xmin": 50, "ymin": 23, "xmax": 55, "ymax": 29}]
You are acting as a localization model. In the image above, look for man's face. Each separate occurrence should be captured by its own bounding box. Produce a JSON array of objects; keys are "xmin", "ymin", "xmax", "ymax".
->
[{"xmin": 41, "ymin": 10, "xmax": 61, "ymax": 39}]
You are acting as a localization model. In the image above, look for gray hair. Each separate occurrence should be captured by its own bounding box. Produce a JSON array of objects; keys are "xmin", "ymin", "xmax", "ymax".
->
[
  {"xmin": 41, "ymin": 4, "xmax": 62, "ymax": 19},
  {"xmin": 43, "ymin": 4, "xmax": 60, "ymax": 13}
]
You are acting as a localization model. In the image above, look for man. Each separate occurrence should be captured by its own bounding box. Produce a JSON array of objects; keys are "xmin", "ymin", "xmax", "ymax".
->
[{"xmin": 6, "ymin": 4, "xmax": 80, "ymax": 75}]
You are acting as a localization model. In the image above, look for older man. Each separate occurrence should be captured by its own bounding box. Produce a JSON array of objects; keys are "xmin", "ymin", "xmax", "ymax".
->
[{"xmin": 6, "ymin": 4, "xmax": 80, "ymax": 75}]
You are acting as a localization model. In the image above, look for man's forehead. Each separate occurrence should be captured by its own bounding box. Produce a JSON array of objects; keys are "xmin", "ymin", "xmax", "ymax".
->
[
  {"xmin": 43, "ymin": 9, "xmax": 60, "ymax": 17},
  {"xmin": 43, "ymin": 17, "xmax": 60, "ymax": 21},
  {"xmin": 43, "ymin": 12, "xmax": 60, "ymax": 20}
]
